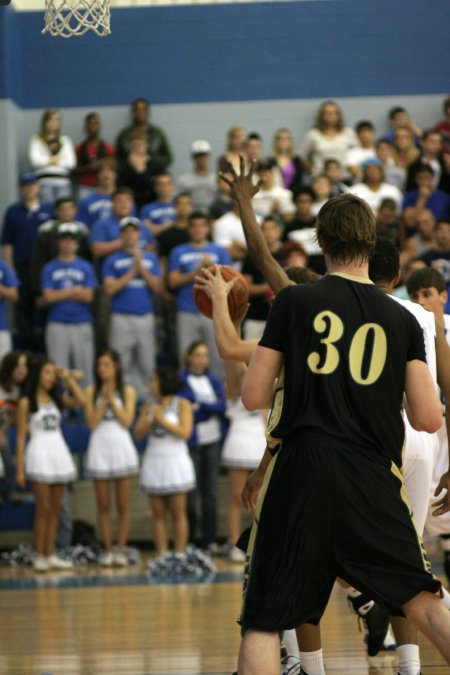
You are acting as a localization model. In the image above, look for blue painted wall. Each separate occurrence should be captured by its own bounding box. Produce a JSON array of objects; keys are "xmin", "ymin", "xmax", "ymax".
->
[{"xmin": 1, "ymin": 0, "xmax": 449, "ymax": 109}]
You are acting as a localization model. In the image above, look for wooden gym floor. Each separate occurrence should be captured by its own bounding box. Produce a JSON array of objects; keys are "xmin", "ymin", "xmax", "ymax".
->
[{"xmin": 0, "ymin": 546, "xmax": 448, "ymax": 675}]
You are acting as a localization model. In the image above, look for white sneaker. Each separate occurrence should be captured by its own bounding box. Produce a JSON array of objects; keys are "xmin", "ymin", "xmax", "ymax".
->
[
  {"xmin": 48, "ymin": 554, "xmax": 74, "ymax": 570},
  {"xmin": 98, "ymin": 551, "xmax": 114, "ymax": 567},
  {"xmin": 229, "ymin": 545, "xmax": 246, "ymax": 563},
  {"xmin": 113, "ymin": 551, "xmax": 128, "ymax": 567},
  {"xmin": 207, "ymin": 542, "xmax": 221, "ymax": 556},
  {"xmin": 281, "ymin": 654, "xmax": 301, "ymax": 675},
  {"xmin": 33, "ymin": 554, "xmax": 49, "ymax": 572}
]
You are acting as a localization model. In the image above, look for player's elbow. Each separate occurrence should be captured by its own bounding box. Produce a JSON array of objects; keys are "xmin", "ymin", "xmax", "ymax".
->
[
  {"xmin": 411, "ymin": 409, "xmax": 443, "ymax": 434},
  {"xmin": 241, "ymin": 384, "xmax": 260, "ymax": 411}
]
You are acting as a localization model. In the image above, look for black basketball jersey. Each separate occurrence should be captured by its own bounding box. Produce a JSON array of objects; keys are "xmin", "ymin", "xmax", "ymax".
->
[{"xmin": 259, "ymin": 273, "xmax": 427, "ymax": 467}]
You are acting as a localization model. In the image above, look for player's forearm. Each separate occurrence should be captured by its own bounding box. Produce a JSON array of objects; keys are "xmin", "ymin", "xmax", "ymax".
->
[
  {"xmin": 224, "ymin": 359, "xmax": 247, "ymax": 397},
  {"xmin": 237, "ymin": 197, "xmax": 290, "ymax": 294},
  {"xmin": 258, "ymin": 446, "xmax": 273, "ymax": 474},
  {"xmin": 212, "ymin": 292, "xmax": 241, "ymax": 358},
  {"xmin": 236, "ymin": 196, "xmax": 267, "ymax": 261}
]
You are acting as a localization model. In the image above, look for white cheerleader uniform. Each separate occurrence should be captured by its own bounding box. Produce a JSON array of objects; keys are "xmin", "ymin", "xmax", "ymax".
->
[
  {"xmin": 85, "ymin": 393, "xmax": 139, "ymax": 479},
  {"xmin": 221, "ymin": 398, "xmax": 266, "ymax": 470},
  {"xmin": 140, "ymin": 396, "xmax": 196, "ymax": 495},
  {"xmin": 24, "ymin": 400, "xmax": 77, "ymax": 483}
]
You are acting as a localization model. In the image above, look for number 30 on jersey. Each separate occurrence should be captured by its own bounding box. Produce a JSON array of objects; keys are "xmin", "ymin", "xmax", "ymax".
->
[{"xmin": 307, "ymin": 310, "xmax": 387, "ymax": 386}]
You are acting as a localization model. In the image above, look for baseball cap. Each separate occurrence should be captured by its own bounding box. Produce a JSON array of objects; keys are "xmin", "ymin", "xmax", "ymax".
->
[
  {"xmin": 57, "ymin": 222, "xmax": 79, "ymax": 237},
  {"xmin": 19, "ymin": 172, "xmax": 38, "ymax": 185},
  {"xmin": 361, "ymin": 157, "xmax": 383, "ymax": 169},
  {"xmin": 119, "ymin": 216, "xmax": 141, "ymax": 230},
  {"xmin": 191, "ymin": 140, "xmax": 211, "ymax": 155}
]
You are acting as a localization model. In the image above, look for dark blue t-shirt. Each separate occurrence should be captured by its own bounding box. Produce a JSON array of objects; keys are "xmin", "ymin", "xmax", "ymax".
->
[{"xmin": 1, "ymin": 201, "xmax": 53, "ymax": 263}]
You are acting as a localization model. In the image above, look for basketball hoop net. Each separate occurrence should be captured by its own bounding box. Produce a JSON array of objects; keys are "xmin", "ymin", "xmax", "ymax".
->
[{"xmin": 42, "ymin": 0, "xmax": 111, "ymax": 38}]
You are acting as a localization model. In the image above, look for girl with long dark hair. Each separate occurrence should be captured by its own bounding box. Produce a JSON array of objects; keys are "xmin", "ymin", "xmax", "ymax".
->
[
  {"xmin": 84, "ymin": 348, "xmax": 138, "ymax": 567},
  {"xmin": 15, "ymin": 355, "xmax": 85, "ymax": 572}
]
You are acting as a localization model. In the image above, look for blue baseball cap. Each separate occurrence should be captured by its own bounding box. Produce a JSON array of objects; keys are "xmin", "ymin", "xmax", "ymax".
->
[{"xmin": 19, "ymin": 172, "xmax": 38, "ymax": 185}]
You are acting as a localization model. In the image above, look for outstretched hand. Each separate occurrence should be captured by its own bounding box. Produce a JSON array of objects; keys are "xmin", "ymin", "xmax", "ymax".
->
[
  {"xmin": 194, "ymin": 264, "xmax": 237, "ymax": 299},
  {"xmin": 219, "ymin": 155, "xmax": 262, "ymax": 202},
  {"xmin": 431, "ymin": 471, "xmax": 450, "ymax": 516}
]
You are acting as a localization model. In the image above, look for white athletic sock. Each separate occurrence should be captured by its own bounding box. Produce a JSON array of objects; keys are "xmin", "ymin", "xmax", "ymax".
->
[
  {"xmin": 299, "ymin": 649, "xmax": 326, "ymax": 675},
  {"xmin": 283, "ymin": 628, "xmax": 300, "ymax": 658},
  {"xmin": 397, "ymin": 643, "xmax": 420, "ymax": 675}
]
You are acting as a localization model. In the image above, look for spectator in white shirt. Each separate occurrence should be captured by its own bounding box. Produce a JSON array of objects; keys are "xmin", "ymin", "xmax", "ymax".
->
[
  {"xmin": 345, "ymin": 120, "xmax": 377, "ymax": 183},
  {"xmin": 251, "ymin": 158, "xmax": 296, "ymax": 223},
  {"xmin": 28, "ymin": 108, "xmax": 76, "ymax": 204},
  {"xmin": 348, "ymin": 158, "xmax": 403, "ymax": 214}
]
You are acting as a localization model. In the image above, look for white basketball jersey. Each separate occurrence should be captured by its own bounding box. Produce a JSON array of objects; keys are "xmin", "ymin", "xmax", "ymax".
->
[{"xmin": 390, "ymin": 295, "xmax": 437, "ymax": 389}]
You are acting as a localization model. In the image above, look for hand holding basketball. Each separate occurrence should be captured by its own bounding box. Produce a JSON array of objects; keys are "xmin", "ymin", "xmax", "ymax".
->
[{"xmin": 193, "ymin": 265, "xmax": 249, "ymax": 320}]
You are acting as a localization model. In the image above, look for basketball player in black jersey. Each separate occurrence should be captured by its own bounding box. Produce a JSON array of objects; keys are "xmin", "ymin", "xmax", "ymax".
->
[{"xmin": 234, "ymin": 189, "xmax": 450, "ymax": 674}]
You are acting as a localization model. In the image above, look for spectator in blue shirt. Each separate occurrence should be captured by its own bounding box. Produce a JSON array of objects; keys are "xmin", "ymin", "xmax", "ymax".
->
[
  {"xmin": 403, "ymin": 165, "xmax": 450, "ymax": 232},
  {"xmin": 1, "ymin": 173, "xmax": 53, "ymax": 350},
  {"xmin": 76, "ymin": 158, "xmax": 119, "ymax": 230},
  {"xmin": 103, "ymin": 219, "xmax": 162, "ymax": 398},
  {"xmin": 90, "ymin": 187, "xmax": 154, "ymax": 262},
  {"xmin": 140, "ymin": 172, "xmax": 176, "ymax": 238},
  {"xmin": 168, "ymin": 211, "xmax": 230, "ymax": 379},
  {"xmin": 0, "ymin": 263, "xmax": 19, "ymax": 360},
  {"xmin": 41, "ymin": 223, "xmax": 97, "ymax": 386}
]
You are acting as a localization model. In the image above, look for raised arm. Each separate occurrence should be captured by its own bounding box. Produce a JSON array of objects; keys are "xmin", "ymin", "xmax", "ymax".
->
[{"xmin": 219, "ymin": 157, "xmax": 292, "ymax": 294}]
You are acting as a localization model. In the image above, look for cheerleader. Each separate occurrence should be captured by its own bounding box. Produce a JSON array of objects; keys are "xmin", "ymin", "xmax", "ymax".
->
[
  {"xmin": 15, "ymin": 356, "xmax": 85, "ymax": 572},
  {"xmin": 84, "ymin": 348, "xmax": 138, "ymax": 567},
  {"xmin": 135, "ymin": 367, "xmax": 194, "ymax": 556},
  {"xmin": 222, "ymin": 397, "xmax": 266, "ymax": 562}
]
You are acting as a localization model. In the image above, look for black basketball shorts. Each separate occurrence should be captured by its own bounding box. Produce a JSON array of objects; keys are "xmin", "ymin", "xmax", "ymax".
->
[{"xmin": 240, "ymin": 433, "xmax": 441, "ymax": 632}]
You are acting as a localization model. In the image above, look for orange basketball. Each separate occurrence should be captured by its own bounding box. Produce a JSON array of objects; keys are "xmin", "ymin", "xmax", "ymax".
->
[{"xmin": 193, "ymin": 265, "xmax": 249, "ymax": 320}]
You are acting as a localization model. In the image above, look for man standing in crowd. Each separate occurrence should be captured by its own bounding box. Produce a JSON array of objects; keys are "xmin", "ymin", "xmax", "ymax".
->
[
  {"xmin": 41, "ymin": 223, "xmax": 97, "ymax": 387},
  {"xmin": 1, "ymin": 172, "xmax": 53, "ymax": 350},
  {"xmin": 102, "ymin": 218, "xmax": 162, "ymax": 398},
  {"xmin": 115, "ymin": 97, "xmax": 172, "ymax": 168}
]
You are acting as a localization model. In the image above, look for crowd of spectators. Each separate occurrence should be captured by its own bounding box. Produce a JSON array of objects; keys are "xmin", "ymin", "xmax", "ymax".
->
[
  {"xmin": 1, "ymin": 95, "xmax": 450, "ymax": 562},
  {"xmin": 2, "ymin": 96, "xmax": 449, "ymax": 383}
]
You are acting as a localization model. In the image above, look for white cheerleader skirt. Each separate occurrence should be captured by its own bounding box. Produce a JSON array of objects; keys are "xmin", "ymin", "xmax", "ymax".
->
[
  {"xmin": 24, "ymin": 432, "xmax": 77, "ymax": 483},
  {"xmin": 140, "ymin": 444, "xmax": 196, "ymax": 496},
  {"xmin": 85, "ymin": 421, "xmax": 139, "ymax": 479},
  {"xmin": 222, "ymin": 414, "xmax": 266, "ymax": 470}
]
